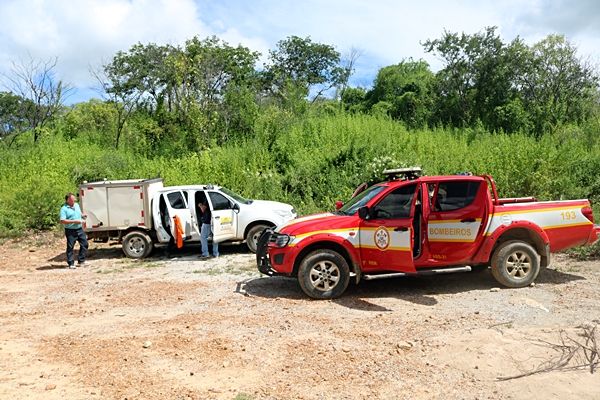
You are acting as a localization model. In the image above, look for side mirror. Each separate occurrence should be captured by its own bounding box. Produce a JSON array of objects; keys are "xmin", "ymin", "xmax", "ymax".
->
[
  {"xmin": 358, "ymin": 206, "xmax": 370, "ymax": 220},
  {"xmin": 335, "ymin": 200, "xmax": 344, "ymax": 210},
  {"xmin": 232, "ymin": 203, "xmax": 240, "ymax": 213}
]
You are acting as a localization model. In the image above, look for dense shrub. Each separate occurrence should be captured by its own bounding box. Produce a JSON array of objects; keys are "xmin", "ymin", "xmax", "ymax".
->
[{"xmin": 2, "ymin": 113, "xmax": 599, "ymax": 246}]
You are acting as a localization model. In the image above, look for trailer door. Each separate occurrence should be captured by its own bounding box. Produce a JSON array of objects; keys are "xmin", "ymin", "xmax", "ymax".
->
[{"xmin": 163, "ymin": 190, "xmax": 198, "ymax": 242}]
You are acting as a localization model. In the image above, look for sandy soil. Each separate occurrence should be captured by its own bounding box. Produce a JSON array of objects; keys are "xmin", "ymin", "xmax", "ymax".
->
[{"xmin": 1, "ymin": 232, "xmax": 599, "ymax": 400}]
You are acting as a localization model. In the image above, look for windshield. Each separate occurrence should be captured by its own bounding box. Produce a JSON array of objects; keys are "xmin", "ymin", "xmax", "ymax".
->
[
  {"xmin": 220, "ymin": 187, "xmax": 251, "ymax": 204},
  {"xmin": 339, "ymin": 185, "xmax": 386, "ymax": 215}
]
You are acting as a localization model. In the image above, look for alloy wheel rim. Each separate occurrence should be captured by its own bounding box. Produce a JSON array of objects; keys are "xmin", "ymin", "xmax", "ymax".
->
[
  {"xmin": 309, "ymin": 261, "xmax": 340, "ymax": 292},
  {"xmin": 505, "ymin": 251, "xmax": 532, "ymax": 279}
]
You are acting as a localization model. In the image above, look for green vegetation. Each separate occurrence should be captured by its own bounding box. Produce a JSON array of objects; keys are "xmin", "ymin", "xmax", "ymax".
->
[
  {"xmin": 1, "ymin": 27, "xmax": 599, "ymax": 262},
  {"xmin": 2, "ymin": 111, "xmax": 600, "ymax": 238}
]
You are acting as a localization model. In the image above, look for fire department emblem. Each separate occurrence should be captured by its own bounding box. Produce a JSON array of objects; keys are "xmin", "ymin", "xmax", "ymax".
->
[{"xmin": 374, "ymin": 227, "xmax": 390, "ymax": 250}]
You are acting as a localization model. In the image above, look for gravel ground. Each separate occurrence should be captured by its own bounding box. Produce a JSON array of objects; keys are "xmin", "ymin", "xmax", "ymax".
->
[{"xmin": 1, "ymin": 232, "xmax": 599, "ymax": 399}]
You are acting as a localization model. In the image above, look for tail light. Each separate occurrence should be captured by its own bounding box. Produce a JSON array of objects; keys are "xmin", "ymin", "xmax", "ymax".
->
[{"xmin": 582, "ymin": 206, "xmax": 594, "ymax": 223}]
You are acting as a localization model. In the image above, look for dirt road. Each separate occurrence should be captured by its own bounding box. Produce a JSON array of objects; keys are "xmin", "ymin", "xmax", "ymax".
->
[{"xmin": 1, "ymin": 233, "xmax": 599, "ymax": 399}]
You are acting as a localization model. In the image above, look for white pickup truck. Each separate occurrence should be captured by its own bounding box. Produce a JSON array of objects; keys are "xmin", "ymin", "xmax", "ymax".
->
[{"xmin": 79, "ymin": 178, "xmax": 296, "ymax": 258}]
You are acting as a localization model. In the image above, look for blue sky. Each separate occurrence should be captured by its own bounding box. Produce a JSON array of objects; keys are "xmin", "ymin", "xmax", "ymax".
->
[{"xmin": 1, "ymin": 0, "xmax": 599, "ymax": 103}]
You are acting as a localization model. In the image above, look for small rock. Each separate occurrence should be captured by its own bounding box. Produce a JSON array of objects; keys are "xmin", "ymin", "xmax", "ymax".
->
[
  {"xmin": 490, "ymin": 287, "xmax": 500, "ymax": 292},
  {"xmin": 530, "ymin": 282, "xmax": 536, "ymax": 287},
  {"xmin": 45, "ymin": 383, "xmax": 57, "ymax": 390},
  {"xmin": 189, "ymin": 372, "xmax": 194, "ymax": 376},
  {"xmin": 396, "ymin": 341, "xmax": 413, "ymax": 350},
  {"xmin": 142, "ymin": 341, "xmax": 152, "ymax": 348}
]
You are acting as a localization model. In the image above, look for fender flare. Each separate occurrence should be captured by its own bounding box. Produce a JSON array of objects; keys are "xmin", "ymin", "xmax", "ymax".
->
[
  {"xmin": 474, "ymin": 221, "xmax": 550, "ymax": 265},
  {"xmin": 291, "ymin": 233, "xmax": 361, "ymax": 280}
]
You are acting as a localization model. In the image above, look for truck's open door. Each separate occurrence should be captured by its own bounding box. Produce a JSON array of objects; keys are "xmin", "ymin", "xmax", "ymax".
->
[
  {"xmin": 426, "ymin": 179, "xmax": 488, "ymax": 264},
  {"xmin": 207, "ymin": 191, "xmax": 237, "ymax": 243},
  {"xmin": 162, "ymin": 190, "xmax": 199, "ymax": 243},
  {"xmin": 359, "ymin": 183, "xmax": 417, "ymax": 273}
]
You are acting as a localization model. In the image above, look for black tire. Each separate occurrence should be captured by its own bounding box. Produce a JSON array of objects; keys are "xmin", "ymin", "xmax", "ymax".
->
[
  {"xmin": 246, "ymin": 224, "xmax": 270, "ymax": 253},
  {"xmin": 491, "ymin": 241, "xmax": 540, "ymax": 288},
  {"xmin": 298, "ymin": 250, "xmax": 350, "ymax": 299},
  {"xmin": 122, "ymin": 231, "xmax": 153, "ymax": 259}
]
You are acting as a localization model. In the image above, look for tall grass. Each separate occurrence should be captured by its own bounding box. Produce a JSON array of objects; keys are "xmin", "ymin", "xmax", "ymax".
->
[{"xmin": 1, "ymin": 112, "xmax": 599, "ymax": 237}]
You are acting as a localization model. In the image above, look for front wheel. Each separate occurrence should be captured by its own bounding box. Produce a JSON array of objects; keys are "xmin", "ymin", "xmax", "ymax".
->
[
  {"xmin": 298, "ymin": 250, "xmax": 350, "ymax": 299},
  {"xmin": 491, "ymin": 241, "xmax": 540, "ymax": 288},
  {"xmin": 122, "ymin": 231, "xmax": 153, "ymax": 259},
  {"xmin": 246, "ymin": 224, "xmax": 270, "ymax": 253}
]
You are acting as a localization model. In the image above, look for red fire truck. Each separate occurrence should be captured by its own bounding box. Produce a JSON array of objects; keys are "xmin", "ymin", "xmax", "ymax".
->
[{"xmin": 257, "ymin": 168, "xmax": 600, "ymax": 299}]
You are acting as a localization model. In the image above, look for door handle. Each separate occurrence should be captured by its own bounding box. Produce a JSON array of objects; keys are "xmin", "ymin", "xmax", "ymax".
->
[
  {"xmin": 394, "ymin": 227, "xmax": 409, "ymax": 232},
  {"xmin": 460, "ymin": 218, "xmax": 476, "ymax": 223},
  {"xmin": 214, "ymin": 216, "xmax": 220, "ymax": 219}
]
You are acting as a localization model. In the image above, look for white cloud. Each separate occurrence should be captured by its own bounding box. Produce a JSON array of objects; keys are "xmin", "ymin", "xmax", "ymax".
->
[
  {"xmin": 0, "ymin": 0, "xmax": 211, "ymax": 90},
  {"xmin": 1, "ymin": 0, "xmax": 598, "ymax": 100}
]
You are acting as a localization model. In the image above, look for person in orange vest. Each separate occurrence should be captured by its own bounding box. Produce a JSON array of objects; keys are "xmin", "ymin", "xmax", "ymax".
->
[
  {"xmin": 172, "ymin": 215, "xmax": 185, "ymax": 249},
  {"xmin": 198, "ymin": 201, "xmax": 219, "ymax": 258}
]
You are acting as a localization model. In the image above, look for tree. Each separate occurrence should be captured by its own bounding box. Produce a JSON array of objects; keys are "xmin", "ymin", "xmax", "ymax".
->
[
  {"xmin": 423, "ymin": 27, "xmax": 525, "ymax": 130},
  {"xmin": 263, "ymin": 36, "xmax": 344, "ymax": 104},
  {"xmin": 163, "ymin": 36, "xmax": 260, "ymax": 146},
  {"xmin": 92, "ymin": 64, "xmax": 143, "ymax": 149},
  {"xmin": 422, "ymin": 27, "xmax": 599, "ymax": 135},
  {"xmin": 519, "ymin": 35, "xmax": 599, "ymax": 136},
  {"xmin": 0, "ymin": 91, "xmax": 28, "ymax": 140},
  {"xmin": 366, "ymin": 60, "xmax": 435, "ymax": 127},
  {"xmin": 2, "ymin": 56, "xmax": 72, "ymax": 142}
]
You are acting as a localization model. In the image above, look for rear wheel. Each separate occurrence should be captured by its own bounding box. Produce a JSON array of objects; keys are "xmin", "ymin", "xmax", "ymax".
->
[
  {"xmin": 491, "ymin": 241, "xmax": 540, "ymax": 288},
  {"xmin": 122, "ymin": 231, "xmax": 153, "ymax": 259},
  {"xmin": 246, "ymin": 224, "xmax": 270, "ymax": 253},
  {"xmin": 298, "ymin": 250, "xmax": 350, "ymax": 299}
]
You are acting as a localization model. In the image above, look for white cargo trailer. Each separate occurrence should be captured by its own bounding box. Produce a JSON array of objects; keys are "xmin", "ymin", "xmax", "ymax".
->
[
  {"xmin": 78, "ymin": 178, "xmax": 296, "ymax": 258},
  {"xmin": 79, "ymin": 178, "xmax": 164, "ymax": 257}
]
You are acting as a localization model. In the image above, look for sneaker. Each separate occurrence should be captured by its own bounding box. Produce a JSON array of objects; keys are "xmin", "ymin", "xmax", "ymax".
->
[
  {"xmin": 68, "ymin": 264, "xmax": 76, "ymax": 269},
  {"xmin": 198, "ymin": 255, "xmax": 210, "ymax": 260},
  {"xmin": 77, "ymin": 262, "xmax": 86, "ymax": 268}
]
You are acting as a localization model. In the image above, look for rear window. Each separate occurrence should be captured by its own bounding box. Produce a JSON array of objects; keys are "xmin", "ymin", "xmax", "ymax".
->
[
  {"xmin": 167, "ymin": 191, "xmax": 187, "ymax": 209},
  {"xmin": 434, "ymin": 181, "xmax": 480, "ymax": 211}
]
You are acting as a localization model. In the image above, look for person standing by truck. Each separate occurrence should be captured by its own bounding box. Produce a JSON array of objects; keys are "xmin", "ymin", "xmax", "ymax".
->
[
  {"xmin": 198, "ymin": 201, "xmax": 219, "ymax": 258},
  {"xmin": 59, "ymin": 193, "xmax": 88, "ymax": 269}
]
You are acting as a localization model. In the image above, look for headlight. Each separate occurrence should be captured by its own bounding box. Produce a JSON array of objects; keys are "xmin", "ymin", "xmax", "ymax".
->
[{"xmin": 272, "ymin": 234, "xmax": 294, "ymax": 248}]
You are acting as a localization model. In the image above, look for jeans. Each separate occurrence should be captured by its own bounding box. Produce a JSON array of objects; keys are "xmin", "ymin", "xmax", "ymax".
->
[
  {"xmin": 65, "ymin": 228, "xmax": 88, "ymax": 266},
  {"xmin": 200, "ymin": 223, "xmax": 219, "ymax": 257}
]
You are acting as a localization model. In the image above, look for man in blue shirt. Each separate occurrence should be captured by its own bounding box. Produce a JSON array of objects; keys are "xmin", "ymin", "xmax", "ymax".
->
[
  {"xmin": 198, "ymin": 201, "xmax": 218, "ymax": 259},
  {"xmin": 59, "ymin": 193, "xmax": 88, "ymax": 269}
]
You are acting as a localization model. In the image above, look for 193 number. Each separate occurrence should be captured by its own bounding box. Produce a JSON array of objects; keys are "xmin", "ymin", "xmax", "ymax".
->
[{"xmin": 560, "ymin": 211, "xmax": 576, "ymax": 220}]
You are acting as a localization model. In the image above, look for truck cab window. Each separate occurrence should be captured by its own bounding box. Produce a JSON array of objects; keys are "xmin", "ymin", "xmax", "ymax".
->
[
  {"xmin": 372, "ymin": 184, "xmax": 417, "ymax": 219},
  {"xmin": 209, "ymin": 192, "xmax": 232, "ymax": 211},
  {"xmin": 434, "ymin": 181, "xmax": 480, "ymax": 211},
  {"xmin": 166, "ymin": 192, "xmax": 187, "ymax": 209}
]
